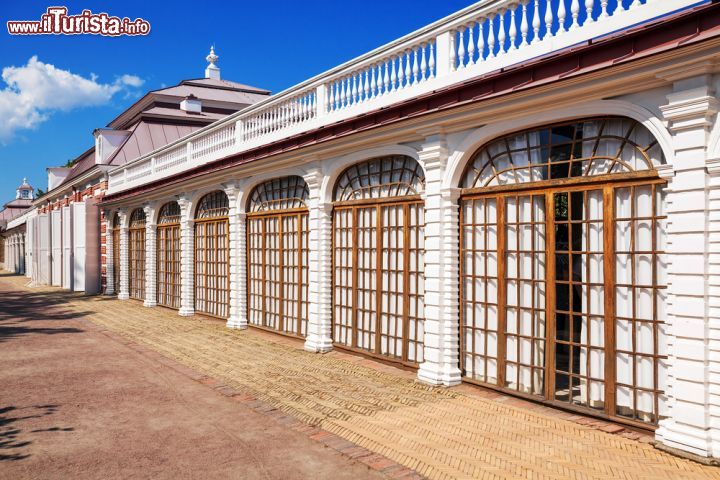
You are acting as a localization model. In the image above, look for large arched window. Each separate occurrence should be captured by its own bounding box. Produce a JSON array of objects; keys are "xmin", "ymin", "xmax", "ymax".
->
[
  {"xmin": 333, "ymin": 155, "xmax": 425, "ymax": 365},
  {"xmin": 334, "ymin": 155, "xmax": 425, "ymax": 201},
  {"xmin": 248, "ymin": 176, "xmax": 309, "ymax": 212},
  {"xmin": 157, "ymin": 202, "xmax": 181, "ymax": 309},
  {"xmin": 128, "ymin": 208, "xmax": 146, "ymax": 300},
  {"xmin": 111, "ymin": 212, "xmax": 121, "ymax": 294},
  {"xmin": 247, "ymin": 176, "xmax": 309, "ymax": 337},
  {"xmin": 194, "ymin": 191, "xmax": 230, "ymax": 318},
  {"xmin": 458, "ymin": 116, "xmax": 667, "ymax": 427},
  {"xmin": 461, "ymin": 117, "xmax": 664, "ymax": 189}
]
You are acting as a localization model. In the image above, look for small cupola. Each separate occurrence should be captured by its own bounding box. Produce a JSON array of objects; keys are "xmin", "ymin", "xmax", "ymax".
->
[
  {"xmin": 205, "ymin": 46, "xmax": 220, "ymax": 80},
  {"xmin": 180, "ymin": 94, "xmax": 202, "ymax": 113},
  {"xmin": 16, "ymin": 178, "xmax": 34, "ymax": 200}
]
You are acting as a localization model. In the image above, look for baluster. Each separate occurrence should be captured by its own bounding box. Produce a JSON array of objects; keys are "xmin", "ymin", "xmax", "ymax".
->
[
  {"xmin": 397, "ymin": 52, "xmax": 405, "ymax": 88},
  {"xmin": 497, "ymin": 10, "xmax": 506, "ymax": 54},
  {"xmin": 382, "ymin": 61, "xmax": 390, "ymax": 95},
  {"xmin": 389, "ymin": 57, "xmax": 396, "ymax": 91},
  {"xmin": 457, "ymin": 28, "xmax": 466, "ymax": 69},
  {"xmin": 557, "ymin": 0, "xmax": 566, "ymax": 35},
  {"xmin": 449, "ymin": 28, "xmax": 456, "ymax": 71},
  {"xmin": 331, "ymin": 81, "xmax": 337, "ymax": 109},
  {"xmin": 532, "ymin": 0, "xmax": 541, "ymax": 44},
  {"xmin": 509, "ymin": 6, "xmax": 518, "ymax": 51},
  {"xmin": 370, "ymin": 66, "xmax": 377, "ymax": 99},
  {"xmin": 585, "ymin": 0, "xmax": 594, "ymax": 24},
  {"xmin": 363, "ymin": 69, "xmax": 369, "ymax": 102},
  {"xmin": 467, "ymin": 25, "xmax": 476, "ymax": 66},
  {"xmin": 488, "ymin": 16, "xmax": 496, "ymax": 58},
  {"xmin": 420, "ymin": 44, "xmax": 428, "ymax": 80},
  {"xmin": 351, "ymin": 74, "xmax": 358, "ymax": 104},
  {"xmin": 412, "ymin": 48, "xmax": 419, "ymax": 84},
  {"xmin": 428, "ymin": 43, "xmax": 436, "ymax": 78},
  {"xmin": 520, "ymin": 3, "xmax": 529, "ymax": 47},
  {"xmin": 545, "ymin": 0, "xmax": 553, "ymax": 38},
  {"xmin": 570, "ymin": 0, "xmax": 580, "ymax": 30},
  {"xmin": 630, "ymin": 0, "xmax": 640, "ymax": 10},
  {"xmin": 405, "ymin": 50, "xmax": 412, "ymax": 87},
  {"xmin": 477, "ymin": 20, "xmax": 485, "ymax": 62},
  {"xmin": 600, "ymin": 0, "xmax": 608, "ymax": 18},
  {"xmin": 340, "ymin": 77, "xmax": 347, "ymax": 106}
]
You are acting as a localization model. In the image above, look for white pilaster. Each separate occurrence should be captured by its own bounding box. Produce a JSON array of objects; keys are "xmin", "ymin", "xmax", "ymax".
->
[
  {"xmin": 655, "ymin": 74, "xmax": 719, "ymax": 458},
  {"xmin": 143, "ymin": 204, "xmax": 157, "ymax": 307},
  {"xmin": 178, "ymin": 196, "xmax": 195, "ymax": 316},
  {"xmin": 224, "ymin": 182, "xmax": 247, "ymax": 329},
  {"xmin": 303, "ymin": 169, "xmax": 334, "ymax": 353},
  {"xmin": 117, "ymin": 209, "xmax": 130, "ymax": 300},
  {"xmin": 417, "ymin": 133, "xmax": 462, "ymax": 386},
  {"xmin": 104, "ymin": 209, "xmax": 115, "ymax": 295}
]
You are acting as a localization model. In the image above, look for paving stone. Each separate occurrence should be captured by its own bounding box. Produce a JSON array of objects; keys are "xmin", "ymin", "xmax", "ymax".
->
[{"xmin": 18, "ymin": 274, "xmax": 720, "ymax": 480}]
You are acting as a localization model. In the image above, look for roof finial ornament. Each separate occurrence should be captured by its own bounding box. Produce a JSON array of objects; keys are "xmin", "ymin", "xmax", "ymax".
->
[{"xmin": 205, "ymin": 45, "xmax": 220, "ymax": 80}]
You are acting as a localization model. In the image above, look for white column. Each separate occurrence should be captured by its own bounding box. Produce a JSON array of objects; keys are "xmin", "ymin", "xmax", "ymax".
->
[
  {"xmin": 143, "ymin": 204, "xmax": 157, "ymax": 307},
  {"xmin": 178, "ymin": 196, "xmax": 195, "ymax": 317},
  {"xmin": 417, "ymin": 133, "xmax": 462, "ymax": 386},
  {"xmin": 224, "ymin": 182, "xmax": 247, "ymax": 329},
  {"xmin": 20, "ymin": 234, "xmax": 25, "ymax": 275},
  {"xmin": 117, "ymin": 209, "xmax": 130, "ymax": 300},
  {"xmin": 303, "ymin": 169, "xmax": 334, "ymax": 353},
  {"xmin": 104, "ymin": 210, "xmax": 115, "ymax": 295},
  {"xmin": 655, "ymin": 74, "xmax": 719, "ymax": 458}
]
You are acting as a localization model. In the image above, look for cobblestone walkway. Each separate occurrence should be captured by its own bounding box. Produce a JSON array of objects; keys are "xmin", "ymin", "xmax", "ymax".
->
[{"xmin": 8, "ymin": 275, "xmax": 720, "ymax": 480}]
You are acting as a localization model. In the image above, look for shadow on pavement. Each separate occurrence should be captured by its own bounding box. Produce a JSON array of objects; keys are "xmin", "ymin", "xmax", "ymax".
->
[
  {"xmin": 0, "ymin": 285, "xmax": 91, "ymax": 343},
  {"xmin": 0, "ymin": 405, "xmax": 72, "ymax": 462}
]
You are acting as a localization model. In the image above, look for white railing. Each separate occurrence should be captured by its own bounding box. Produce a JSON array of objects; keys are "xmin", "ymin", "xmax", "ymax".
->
[{"xmin": 107, "ymin": 0, "xmax": 703, "ymax": 194}]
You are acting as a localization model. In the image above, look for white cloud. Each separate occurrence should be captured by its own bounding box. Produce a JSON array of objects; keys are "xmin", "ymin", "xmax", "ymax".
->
[{"xmin": 0, "ymin": 56, "xmax": 144, "ymax": 143}]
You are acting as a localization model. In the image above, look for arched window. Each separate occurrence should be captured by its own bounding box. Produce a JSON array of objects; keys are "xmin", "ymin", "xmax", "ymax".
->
[
  {"xmin": 461, "ymin": 117, "xmax": 664, "ymax": 189},
  {"xmin": 194, "ymin": 191, "xmax": 230, "ymax": 318},
  {"xmin": 248, "ymin": 176, "xmax": 309, "ymax": 212},
  {"xmin": 247, "ymin": 176, "xmax": 309, "ymax": 337},
  {"xmin": 195, "ymin": 191, "xmax": 229, "ymax": 219},
  {"xmin": 332, "ymin": 155, "xmax": 425, "ymax": 365},
  {"xmin": 157, "ymin": 201, "xmax": 181, "ymax": 309},
  {"xmin": 112, "ymin": 212, "xmax": 121, "ymax": 228},
  {"xmin": 158, "ymin": 201, "xmax": 181, "ymax": 224},
  {"xmin": 129, "ymin": 208, "xmax": 146, "ymax": 228},
  {"xmin": 334, "ymin": 155, "xmax": 425, "ymax": 201},
  {"xmin": 128, "ymin": 208, "xmax": 146, "ymax": 300},
  {"xmin": 458, "ymin": 116, "xmax": 667, "ymax": 427}
]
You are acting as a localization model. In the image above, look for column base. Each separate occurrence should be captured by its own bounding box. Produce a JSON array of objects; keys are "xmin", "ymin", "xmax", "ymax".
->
[
  {"xmin": 105, "ymin": 289, "xmax": 115, "ymax": 296},
  {"xmin": 417, "ymin": 361, "xmax": 462, "ymax": 387},
  {"xmin": 118, "ymin": 293, "xmax": 129, "ymax": 300},
  {"xmin": 143, "ymin": 300, "xmax": 157, "ymax": 308},
  {"xmin": 656, "ymin": 423, "xmax": 714, "ymax": 458},
  {"xmin": 225, "ymin": 318, "xmax": 247, "ymax": 330},
  {"xmin": 179, "ymin": 307, "xmax": 194, "ymax": 317},
  {"xmin": 304, "ymin": 334, "xmax": 334, "ymax": 353}
]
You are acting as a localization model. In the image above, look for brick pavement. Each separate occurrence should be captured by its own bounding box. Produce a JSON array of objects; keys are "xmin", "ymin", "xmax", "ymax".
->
[{"xmin": 5, "ymin": 273, "xmax": 720, "ymax": 480}]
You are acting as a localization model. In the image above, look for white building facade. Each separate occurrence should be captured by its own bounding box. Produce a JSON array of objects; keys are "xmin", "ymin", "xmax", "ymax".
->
[{"xmin": 23, "ymin": 0, "xmax": 720, "ymax": 460}]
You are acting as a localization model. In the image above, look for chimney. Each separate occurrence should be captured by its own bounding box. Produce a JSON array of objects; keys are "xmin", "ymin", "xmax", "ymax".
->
[
  {"xmin": 205, "ymin": 46, "xmax": 220, "ymax": 80},
  {"xmin": 180, "ymin": 94, "xmax": 202, "ymax": 113}
]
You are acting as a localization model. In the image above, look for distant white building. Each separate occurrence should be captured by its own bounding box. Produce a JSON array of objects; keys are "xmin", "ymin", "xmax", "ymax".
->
[
  {"xmin": 16, "ymin": 0, "xmax": 720, "ymax": 461},
  {"xmin": 1, "ymin": 179, "xmax": 35, "ymax": 274}
]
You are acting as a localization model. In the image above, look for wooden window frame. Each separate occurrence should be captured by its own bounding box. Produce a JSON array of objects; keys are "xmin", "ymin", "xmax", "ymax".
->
[
  {"xmin": 194, "ymin": 191, "xmax": 230, "ymax": 319},
  {"xmin": 156, "ymin": 202, "xmax": 181, "ymax": 309},
  {"xmin": 128, "ymin": 209, "xmax": 146, "ymax": 301},
  {"xmin": 459, "ymin": 173, "xmax": 667, "ymax": 430}
]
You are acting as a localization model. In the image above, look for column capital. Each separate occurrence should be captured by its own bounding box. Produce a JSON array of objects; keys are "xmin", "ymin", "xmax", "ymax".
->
[
  {"xmin": 660, "ymin": 77, "xmax": 718, "ymax": 133},
  {"xmin": 707, "ymin": 157, "xmax": 720, "ymax": 178}
]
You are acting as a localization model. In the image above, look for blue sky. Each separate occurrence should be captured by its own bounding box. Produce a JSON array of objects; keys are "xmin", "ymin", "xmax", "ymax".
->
[{"xmin": 0, "ymin": 0, "xmax": 471, "ymax": 198}]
